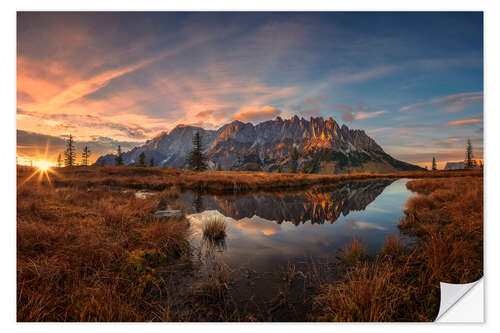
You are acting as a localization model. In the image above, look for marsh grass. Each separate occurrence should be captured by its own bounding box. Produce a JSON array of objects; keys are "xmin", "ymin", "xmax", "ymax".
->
[
  {"xmin": 337, "ymin": 238, "xmax": 366, "ymax": 265},
  {"xmin": 23, "ymin": 165, "xmax": 482, "ymax": 194},
  {"xmin": 17, "ymin": 166, "xmax": 482, "ymax": 322},
  {"xmin": 17, "ymin": 169, "xmax": 192, "ymax": 321},
  {"xmin": 314, "ymin": 176, "xmax": 483, "ymax": 322},
  {"xmin": 202, "ymin": 216, "xmax": 227, "ymax": 243}
]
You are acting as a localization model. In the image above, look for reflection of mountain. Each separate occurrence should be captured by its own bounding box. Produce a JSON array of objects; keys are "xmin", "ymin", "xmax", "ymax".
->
[{"xmin": 179, "ymin": 180, "xmax": 393, "ymax": 225}]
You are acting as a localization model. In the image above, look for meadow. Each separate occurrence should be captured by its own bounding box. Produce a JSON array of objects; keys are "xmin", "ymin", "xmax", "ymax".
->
[
  {"xmin": 21, "ymin": 165, "xmax": 482, "ymax": 193},
  {"xmin": 17, "ymin": 166, "xmax": 483, "ymax": 321}
]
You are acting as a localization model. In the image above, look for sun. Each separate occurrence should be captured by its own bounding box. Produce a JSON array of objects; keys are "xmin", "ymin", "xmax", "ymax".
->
[{"xmin": 35, "ymin": 160, "xmax": 53, "ymax": 171}]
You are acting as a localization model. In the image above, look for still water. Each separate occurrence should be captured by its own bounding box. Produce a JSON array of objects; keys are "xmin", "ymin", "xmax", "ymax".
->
[{"xmin": 176, "ymin": 178, "xmax": 414, "ymax": 273}]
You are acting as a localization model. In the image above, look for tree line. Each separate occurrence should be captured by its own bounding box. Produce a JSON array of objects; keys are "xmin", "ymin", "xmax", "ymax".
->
[
  {"xmin": 58, "ymin": 131, "xmax": 315, "ymax": 173},
  {"xmin": 56, "ymin": 134, "xmax": 92, "ymax": 167}
]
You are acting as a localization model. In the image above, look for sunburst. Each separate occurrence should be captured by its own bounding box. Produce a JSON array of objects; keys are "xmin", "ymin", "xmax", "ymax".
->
[{"xmin": 18, "ymin": 142, "xmax": 58, "ymax": 188}]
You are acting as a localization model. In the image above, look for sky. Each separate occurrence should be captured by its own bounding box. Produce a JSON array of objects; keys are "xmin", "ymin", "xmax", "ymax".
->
[{"xmin": 16, "ymin": 12, "xmax": 483, "ymax": 168}]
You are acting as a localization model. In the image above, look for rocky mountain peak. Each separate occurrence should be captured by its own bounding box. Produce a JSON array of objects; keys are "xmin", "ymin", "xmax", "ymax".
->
[{"xmin": 94, "ymin": 115, "xmax": 422, "ymax": 174}]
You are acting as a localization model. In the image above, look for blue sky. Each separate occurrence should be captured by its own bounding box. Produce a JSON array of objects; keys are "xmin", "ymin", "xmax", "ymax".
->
[{"xmin": 17, "ymin": 12, "xmax": 483, "ymax": 167}]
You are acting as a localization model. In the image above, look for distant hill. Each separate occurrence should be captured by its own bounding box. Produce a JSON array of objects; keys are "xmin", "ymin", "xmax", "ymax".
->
[
  {"xmin": 95, "ymin": 116, "xmax": 423, "ymax": 174},
  {"xmin": 444, "ymin": 160, "xmax": 483, "ymax": 170}
]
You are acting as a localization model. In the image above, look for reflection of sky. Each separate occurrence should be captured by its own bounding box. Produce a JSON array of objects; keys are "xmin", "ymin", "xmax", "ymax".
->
[{"xmin": 187, "ymin": 179, "xmax": 413, "ymax": 272}]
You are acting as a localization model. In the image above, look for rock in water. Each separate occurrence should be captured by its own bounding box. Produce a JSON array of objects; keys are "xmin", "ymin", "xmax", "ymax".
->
[{"xmin": 153, "ymin": 210, "xmax": 182, "ymax": 217}]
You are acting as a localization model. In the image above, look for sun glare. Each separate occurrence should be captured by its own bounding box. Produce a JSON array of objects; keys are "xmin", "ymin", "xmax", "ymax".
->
[{"xmin": 35, "ymin": 160, "xmax": 53, "ymax": 171}]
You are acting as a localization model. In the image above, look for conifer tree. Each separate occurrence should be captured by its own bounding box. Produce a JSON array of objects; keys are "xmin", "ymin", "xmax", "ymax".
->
[
  {"xmin": 115, "ymin": 145, "xmax": 123, "ymax": 166},
  {"xmin": 81, "ymin": 146, "xmax": 91, "ymax": 166},
  {"xmin": 56, "ymin": 153, "xmax": 62, "ymax": 168},
  {"xmin": 64, "ymin": 134, "xmax": 76, "ymax": 167},
  {"xmin": 149, "ymin": 157, "xmax": 155, "ymax": 167},
  {"xmin": 187, "ymin": 131, "xmax": 208, "ymax": 171},
  {"xmin": 465, "ymin": 137, "xmax": 474, "ymax": 169},
  {"xmin": 138, "ymin": 152, "xmax": 146, "ymax": 167},
  {"xmin": 432, "ymin": 157, "xmax": 437, "ymax": 171}
]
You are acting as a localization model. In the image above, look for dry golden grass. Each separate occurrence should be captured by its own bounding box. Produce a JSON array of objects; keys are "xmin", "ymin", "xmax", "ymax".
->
[
  {"xmin": 202, "ymin": 216, "xmax": 227, "ymax": 242},
  {"xmin": 24, "ymin": 165, "xmax": 482, "ymax": 194},
  {"xmin": 338, "ymin": 238, "xmax": 366, "ymax": 265},
  {"xmin": 314, "ymin": 176, "xmax": 483, "ymax": 322},
  {"xmin": 17, "ymin": 166, "xmax": 483, "ymax": 322},
  {"xmin": 17, "ymin": 170, "xmax": 191, "ymax": 321}
]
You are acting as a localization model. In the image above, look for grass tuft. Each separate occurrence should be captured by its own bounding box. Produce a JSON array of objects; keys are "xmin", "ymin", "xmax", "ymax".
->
[
  {"xmin": 338, "ymin": 239, "xmax": 366, "ymax": 265},
  {"xmin": 202, "ymin": 216, "xmax": 227, "ymax": 242}
]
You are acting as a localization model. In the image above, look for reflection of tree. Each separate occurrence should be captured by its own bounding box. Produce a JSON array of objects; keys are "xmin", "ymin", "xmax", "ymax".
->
[{"xmin": 192, "ymin": 193, "xmax": 203, "ymax": 213}]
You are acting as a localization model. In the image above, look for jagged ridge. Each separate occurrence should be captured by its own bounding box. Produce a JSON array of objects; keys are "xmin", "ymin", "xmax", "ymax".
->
[{"xmin": 94, "ymin": 116, "xmax": 422, "ymax": 174}]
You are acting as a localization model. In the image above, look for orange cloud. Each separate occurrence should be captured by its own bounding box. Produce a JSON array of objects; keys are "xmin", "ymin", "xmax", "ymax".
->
[
  {"xmin": 233, "ymin": 106, "xmax": 282, "ymax": 122},
  {"xmin": 446, "ymin": 118, "xmax": 482, "ymax": 126},
  {"xmin": 355, "ymin": 110, "xmax": 389, "ymax": 120}
]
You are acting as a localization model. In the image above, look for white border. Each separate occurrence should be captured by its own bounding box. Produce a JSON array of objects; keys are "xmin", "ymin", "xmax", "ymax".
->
[{"xmin": 2, "ymin": 1, "xmax": 498, "ymax": 332}]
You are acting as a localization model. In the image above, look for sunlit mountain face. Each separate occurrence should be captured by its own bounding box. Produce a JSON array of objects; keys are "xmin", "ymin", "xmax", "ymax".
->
[
  {"xmin": 93, "ymin": 116, "xmax": 424, "ymax": 173},
  {"xmin": 17, "ymin": 12, "xmax": 483, "ymax": 169}
]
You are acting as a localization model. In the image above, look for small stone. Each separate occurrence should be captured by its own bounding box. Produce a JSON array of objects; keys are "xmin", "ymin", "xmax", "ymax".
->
[{"xmin": 153, "ymin": 210, "xmax": 182, "ymax": 217}]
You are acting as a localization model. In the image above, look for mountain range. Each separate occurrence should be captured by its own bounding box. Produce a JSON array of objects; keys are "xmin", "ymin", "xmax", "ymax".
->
[{"xmin": 94, "ymin": 116, "xmax": 422, "ymax": 174}]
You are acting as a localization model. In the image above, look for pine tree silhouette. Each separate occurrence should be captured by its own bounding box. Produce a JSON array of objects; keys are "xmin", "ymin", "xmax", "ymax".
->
[
  {"xmin": 82, "ymin": 146, "xmax": 91, "ymax": 166},
  {"xmin": 115, "ymin": 145, "xmax": 123, "ymax": 166},
  {"xmin": 432, "ymin": 157, "xmax": 437, "ymax": 171},
  {"xmin": 138, "ymin": 152, "xmax": 146, "ymax": 167},
  {"xmin": 64, "ymin": 134, "xmax": 76, "ymax": 167},
  {"xmin": 465, "ymin": 137, "xmax": 474, "ymax": 169},
  {"xmin": 187, "ymin": 131, "xmax": 208, "ymax": 171}
]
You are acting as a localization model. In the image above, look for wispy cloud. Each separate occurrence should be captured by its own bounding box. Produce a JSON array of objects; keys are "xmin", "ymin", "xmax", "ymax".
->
[
  {"xmin": 334, "ymin": 65, "xmax": 398, "ymax": 84},
  {"xmin": 446, "ymin": 118, "xmax": 483, "ymax": 126},
  {"xmin": 399, "ymin": 92, "xmax": 483, "ymax": 112},
  {"xmin": 291, "ymin": 96, "xmax": 327, "ymax": 117},
  {"xmin": 333, "ymin": 103, "xmax": 389, "ymax": 122},
  {"xmin": 355, "ymin": 110, "xmax": 389, "ymax": 120},
  {"xmin": 17, "ymin": 109, "xmax": 155, "ymax": 140}
]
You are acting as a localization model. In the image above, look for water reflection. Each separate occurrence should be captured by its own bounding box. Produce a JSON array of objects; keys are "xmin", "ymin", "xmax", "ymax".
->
[
  {"xmin": 183, "ymin": 179, "xmax": 413, "ymax": 272},
  {"xmin": 180, "ymin": 180, "xmax": 393, "ymax": 225}
]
